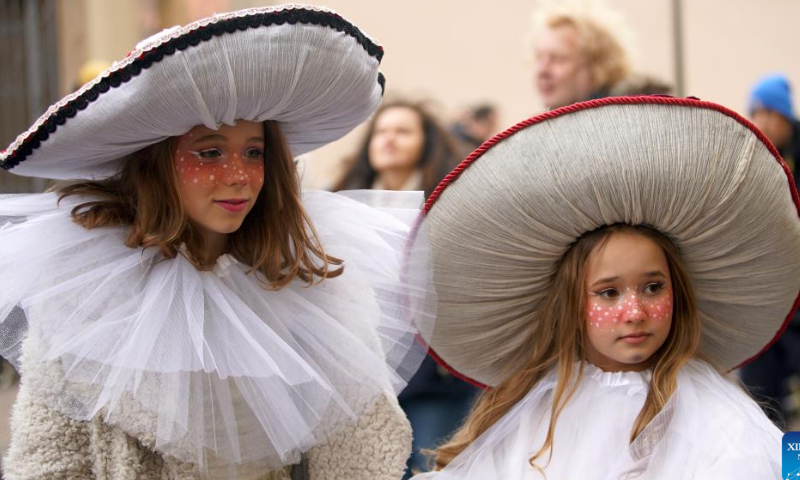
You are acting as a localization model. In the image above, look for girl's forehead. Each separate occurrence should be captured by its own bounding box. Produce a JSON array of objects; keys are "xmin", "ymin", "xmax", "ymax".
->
[
  {"xmin": 585, "ymin": 231, "xmax": 669, "ymax": 282},
  {"xmin": 180, "ymin": 121, "xmax": 264, "ymax": 141}
]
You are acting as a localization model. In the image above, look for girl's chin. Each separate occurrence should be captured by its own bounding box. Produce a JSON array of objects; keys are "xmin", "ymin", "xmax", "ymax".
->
[{"xmin": 199, "ymin": 219, "xmax": 248, "ymax": 236}]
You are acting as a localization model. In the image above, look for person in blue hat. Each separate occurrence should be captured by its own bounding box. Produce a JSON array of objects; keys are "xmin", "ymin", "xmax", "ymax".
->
[
  {"xmin": 742, "ymin": 73, "xmax": 800, "ymax": 429},
  {"xmin": 749, "ymin": 73, "xmax": 800, "ymax": 186}
]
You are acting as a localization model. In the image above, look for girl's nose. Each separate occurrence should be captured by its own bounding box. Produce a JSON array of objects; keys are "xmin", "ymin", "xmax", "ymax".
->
[
  {"xmin": 621, "ymin": 294, "xmax": 645, "ymax": 323},
  {"xmin": 221, "ymin": 156, "xmax": 249, "ymax": 186}
]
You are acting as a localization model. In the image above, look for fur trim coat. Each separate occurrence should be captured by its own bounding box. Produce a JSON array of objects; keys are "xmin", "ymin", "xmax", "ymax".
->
[{"xmin": 3, "ymin": 332, "xmax": 412, "ymax": 480}]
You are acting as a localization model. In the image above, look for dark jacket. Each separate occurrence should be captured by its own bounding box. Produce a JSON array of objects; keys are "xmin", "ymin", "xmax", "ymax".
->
[
  {"xmin": 398, "ymin": 355, "xmax": 480, "ymax": 401},
  {"xmin": 781, "ymin": 121, "xmax": 800, "ymax": 189}
]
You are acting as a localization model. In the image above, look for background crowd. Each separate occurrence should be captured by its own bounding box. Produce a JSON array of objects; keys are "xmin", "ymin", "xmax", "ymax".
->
[{"xmin": 0, "ymin": 0, "xmax": 798, "ymax": 477}]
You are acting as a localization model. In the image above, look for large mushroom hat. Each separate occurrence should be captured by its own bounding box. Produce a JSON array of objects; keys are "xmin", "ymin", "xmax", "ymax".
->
[
  {"xmin": 415, "ymin": 96, "xmax": 800, "ymax": 388},
  {"xmin": 1, "ymin": 4, "xmax": 384, "ymax": 179}
]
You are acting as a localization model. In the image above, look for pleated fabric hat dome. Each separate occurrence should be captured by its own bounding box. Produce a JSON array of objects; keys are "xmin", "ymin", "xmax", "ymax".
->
[
  {"xmin": 416, "ymin": 96, "xmax": 800, "ymax": 389},
  {"xmin": 0, "ymin": 4, "xmax": 384, "ymax": 180}
]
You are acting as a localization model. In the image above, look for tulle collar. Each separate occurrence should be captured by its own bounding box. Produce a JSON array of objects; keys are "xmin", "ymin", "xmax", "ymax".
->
[
  {"xmin": 0, "ymin": 190, "xmax": 434, "ymax": 474},
  {"xmin": 177, "ymin": 243, "xmax": 240, "ymax": 278},
  {"xmin": 212, "ymin": 252, "xmax": 240, "ymax": 277},
  {"xmin": 582, "ymin": 362, "xmax": 652, "ymax": 388}
]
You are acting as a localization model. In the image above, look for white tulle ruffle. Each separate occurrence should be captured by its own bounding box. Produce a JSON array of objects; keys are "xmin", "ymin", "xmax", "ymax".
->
[
  {"xmin": 0, "ymin": 189, "xmax": 434, "ymax": 472},
  {"xmin": 414, "ymin": 360, "xmax": 781, "ymax": 480}
]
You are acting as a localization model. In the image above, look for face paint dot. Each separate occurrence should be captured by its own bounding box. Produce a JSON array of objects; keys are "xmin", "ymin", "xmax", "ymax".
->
[
  {"xmin": 195, "ymin": 167, "xmax": 199, "ymax": 171},
  {"xmin": 223, "ymin": 164, "xmax": 228, "ymax": 168},
  {"xmin": 209, "ymin": 175, "xmax": 215, "ymax": 181},
  {"xmin": 193, "ymin": 179, "xmax": 198, "ymax": 184}
]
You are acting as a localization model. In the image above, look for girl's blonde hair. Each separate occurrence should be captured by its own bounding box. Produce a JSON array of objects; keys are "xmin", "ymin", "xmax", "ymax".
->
[
  {"xmin": 56, "ymin": 120, "xmax": 342, "ymax": 289},
  {"xmin": 432, "ymin": 224, "xmax": 702, "ymax": 471}
]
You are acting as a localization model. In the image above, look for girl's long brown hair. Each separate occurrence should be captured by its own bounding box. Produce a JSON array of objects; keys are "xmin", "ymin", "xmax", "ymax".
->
[
  {"xmin": 432, "ymin": 224, "xmax": 702, "ymax": 471},
  {"xmin": 56, "ymin": 121, "xmax": 342, "ymax": 289}
]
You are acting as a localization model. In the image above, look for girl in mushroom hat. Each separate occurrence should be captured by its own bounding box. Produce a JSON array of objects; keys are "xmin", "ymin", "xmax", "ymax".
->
[
  {"xmin": 0, "ymin": 5, "xmax": 435, "ymax": 480},
  {"xmin": 408, "ymin": 96, "xmax": 797, "ymax": 479}
]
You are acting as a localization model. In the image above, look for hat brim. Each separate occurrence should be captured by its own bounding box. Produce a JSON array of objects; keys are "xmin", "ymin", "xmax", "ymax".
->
[
  {"xmin": 1, "ymin": 5, "xmax": 384, "ymax": 179},
  {"xmin": 417, "ymin": 96, "xmax": 800, "ymax": 389}
]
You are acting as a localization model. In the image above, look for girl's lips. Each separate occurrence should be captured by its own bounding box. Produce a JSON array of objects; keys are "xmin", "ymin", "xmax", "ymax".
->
[
  {"xmin": 619, "ymin": 333, "xmax": 651, "ymax": 345},
  {"xmin": 214, "ymin": 199, "xmax": 248, "ymax": 212}
]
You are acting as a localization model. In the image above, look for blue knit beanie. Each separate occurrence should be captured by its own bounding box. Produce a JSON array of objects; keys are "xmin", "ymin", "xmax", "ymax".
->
[{"xmin": 749, "ymin": 73, "xmax": 795, "ymax": 122}]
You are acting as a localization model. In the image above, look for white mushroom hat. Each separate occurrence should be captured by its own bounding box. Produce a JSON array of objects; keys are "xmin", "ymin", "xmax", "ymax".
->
[
  {"xmin": 1, "ymin": 4, "xmax": 385, "ymax": 180},
  {"xmin": 416, "ymin": 96, "xmax": 800, "ymax": 388}
]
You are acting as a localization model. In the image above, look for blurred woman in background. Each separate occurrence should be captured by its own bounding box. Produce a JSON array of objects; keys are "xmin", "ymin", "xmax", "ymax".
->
[
  {"xmin": 338, "ymin": 100, "xmax": 479, "ymax": 479},
  {"xmin": 338, "ymin": 100, "xmax": 462, "ymax": 196}
]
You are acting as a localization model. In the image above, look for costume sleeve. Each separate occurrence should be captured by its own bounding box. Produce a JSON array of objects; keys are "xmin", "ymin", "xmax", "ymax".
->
[
  {"xmin": 688, "ymin": 420, "xmax": 781, "ymax": 480},
  {"xmin": 307, "ymin": 392, "xmax": 412, "ymax": 480},
  {"xmin": 3, "ymin": 383, "xmax": 95, "ymax": 479},
  {"xmin": 692, "ymin": 449, "xmax": 781, "ymax": 479},
  {"xmin": 3, "ymin": 330, "xmax": 200, "ymax": 480}
]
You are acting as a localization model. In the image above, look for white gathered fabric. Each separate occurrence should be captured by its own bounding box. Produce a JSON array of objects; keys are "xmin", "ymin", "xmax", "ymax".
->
[
  {"xmin": 4, "ymin": 4, "xmax": 383, "ymax": 179},
  {"xmin": 412, "ymin": 360, "xmax": 781, "ymax": 480},
  {"xmin": 0, "ymin": 189, "xmax": 435, "ymax": 472}
]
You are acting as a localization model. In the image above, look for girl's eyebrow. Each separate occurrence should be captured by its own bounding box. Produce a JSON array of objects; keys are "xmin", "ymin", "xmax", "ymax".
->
[
  {"xmin": 190, "ymin": 135, "xmax": 265, "ymax": 144},
  {"xmin": 590, "ymin": 276, "xmax": 618, "ymax": 288},
  {"xmin": 589, "ymin": 271, "xmax": 667, "ymax": 288},
  {"xmin": 642, "ymin": 270, "xmax": 668, "ymax": 279},
  {"xmin": 192, "ymin": 134, "xmax": 226, "ymax": 143}
]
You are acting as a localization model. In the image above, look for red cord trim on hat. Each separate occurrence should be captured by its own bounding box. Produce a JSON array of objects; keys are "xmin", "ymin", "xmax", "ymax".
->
[
  {"xmin": 1, "ymin": 7, "xmax": 385, "ymax": 171},
  {"xmin": 422, "ymin": 95, "xmax": 800, "ymax": 384},
  {"xmin": 415, "ymin": 335, "xmax": 489, "ymax": 390}
]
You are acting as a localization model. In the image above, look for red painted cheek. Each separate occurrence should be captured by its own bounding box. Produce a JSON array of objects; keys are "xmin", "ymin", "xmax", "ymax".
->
[
  {"xmin": 586, "ymin": 299, "xmax": 624, "ymax": 328},
  {"xmin": 243, "ymin": 162, "xmax": 264, "ymax": 187},
  {"xmin": 643, "ymin": 294, "xmax": 673, "ymax": 322},
  {"xmin": 174, "ymin": 149, "xmax": 223, "ymax": 189}
]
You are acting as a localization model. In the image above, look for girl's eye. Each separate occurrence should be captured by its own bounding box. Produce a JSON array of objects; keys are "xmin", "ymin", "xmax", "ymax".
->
[
  {"xmin": 643, "ymin": 282, "xmax": 665, "ymax": 295},
  {"xmin": 244, "ymin": 147, "xmax": 265, "ymax": 160},
  {"xmin": 596, "ymin": 288, "xmax": 619, "ymax": 299},
  {"xmin": 192, "ymin": 149, "xmax": 223, "ymax": 160}
]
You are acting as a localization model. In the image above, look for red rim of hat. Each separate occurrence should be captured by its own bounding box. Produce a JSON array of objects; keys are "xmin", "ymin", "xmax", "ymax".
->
[{"xmin": 419, "ymin": 95, "xmax": 800, "ymax": 390}]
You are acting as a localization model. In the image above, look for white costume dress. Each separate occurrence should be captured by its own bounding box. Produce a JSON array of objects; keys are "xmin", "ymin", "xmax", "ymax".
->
[
  {"xmin": 415, "ymin": 360, "xmax": 781, "ymax": 480},
  {"xmin": 0, "ymin": 189, "xmax": 434, "ymax": 477}
]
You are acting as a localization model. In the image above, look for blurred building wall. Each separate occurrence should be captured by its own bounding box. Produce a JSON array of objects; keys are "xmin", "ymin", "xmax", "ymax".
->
[
  {"xmin": 2, "ymin": 0, "xmax": 798, "ymax": 191},
  {"xmin": 300, "ymin": 0, "xmax": 800, "ymax": 188},
  {"xmin": 0, "ymin": 0, "xmax": 59, "ymax": 192}
]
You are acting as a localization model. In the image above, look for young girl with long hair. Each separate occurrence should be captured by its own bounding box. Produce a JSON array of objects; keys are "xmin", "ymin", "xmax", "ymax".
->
[
  {"xmin": 409, "ymin": 96, "xmax": 795, "ymax": 479},
  {"xmin": 0, "ymin": 6, "xmax": 434, "ymax": 480}
]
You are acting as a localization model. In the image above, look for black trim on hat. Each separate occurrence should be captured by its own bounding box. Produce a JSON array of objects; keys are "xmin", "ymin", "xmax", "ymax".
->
[{"xmin": 2, "ymin": 7, "xmax": 384, "ymax": 171}]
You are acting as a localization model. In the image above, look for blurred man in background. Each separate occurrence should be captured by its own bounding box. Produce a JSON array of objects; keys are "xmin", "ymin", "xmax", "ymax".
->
[
  {"xmin": 530, "ymin": 2, "xmax": 673, "ymax": 110},
  {"xmin": 531, "ymin": 2, "xmax": 631, "ymax": 109},
  {"xmin": 749, "ymin": 73, "xmax": 800, "ymax": 186},
  {"xmin": 741, "ymin": 73, "xmax": 800, "ymax": 429},
  {"xmin": 450, "ymin": 103, "xmax": 499, "ymax": 152}
]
